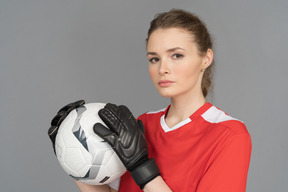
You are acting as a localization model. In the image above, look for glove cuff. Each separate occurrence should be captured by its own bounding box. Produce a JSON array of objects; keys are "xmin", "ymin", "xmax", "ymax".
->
[{"xmin": 130, "ymin": 158, "xmax": 160, "ymax": 189}]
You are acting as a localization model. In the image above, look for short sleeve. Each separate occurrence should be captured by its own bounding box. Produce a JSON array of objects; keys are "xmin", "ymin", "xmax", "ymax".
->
[{"xmin": 196, "ymin": 133, "xmax": 252, "ymax": 192}]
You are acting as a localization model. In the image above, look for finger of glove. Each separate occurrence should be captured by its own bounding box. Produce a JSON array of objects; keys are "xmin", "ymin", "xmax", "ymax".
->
[
  {"xmin": 99, "ymin": 104, "xmax": 125, "ymax": 135},
  {"xmin": 51, "ymin": 111, "xmax": 67, "ymax": 126},
  {"xmin": 93, "ymin": 123, "xmax": 117, "ymax": 147},
  {"xmin": 52, "ymin": 100, "xmax": 85, "ymax": 126},
  {"xmin": 104, "ymin": 103, "xmax": 122, "ymax": 116},
  {"xmin": 48, "ymin": 126, "xmax": 58, "ymax": 145},
  {"xmin": 118, "ymin": 105, "xmax": 139, "ymax": 130},
  {"xmin": 137, "ymin": 120, "xmax": 145, "ymax": 134},
  {"xmin": 57, "ymin": 100, "xmax": 85, "ymax": 114},
  {"xmin": 118, "ymin": 105, "xmax": 137, "ymax": 123}
]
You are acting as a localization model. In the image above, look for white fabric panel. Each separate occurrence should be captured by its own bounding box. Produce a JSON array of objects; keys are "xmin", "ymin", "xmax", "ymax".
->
[
  {"xmin": 160, "ymin": 115, "xmax": 192, "ymax": 133},
  {"xmin": 146, "ymin": 108, "xmax": 166, "ymax": 114},
  {"xmin": 201, "ymin": 106, "xmax": 239, "ymax": 123}
]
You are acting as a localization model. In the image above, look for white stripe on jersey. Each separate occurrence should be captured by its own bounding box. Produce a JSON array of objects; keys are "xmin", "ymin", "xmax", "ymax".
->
[
  {"xmin": 201, "ymin": 106, "xmax": 240, "ymax": 123},
  {"xmin": 161, "ymin": 115, "xmax": 192, "ymax": 133},
  {"xmin": 146, "ymin": 108, "xmax": 166, "ymax": 114}
]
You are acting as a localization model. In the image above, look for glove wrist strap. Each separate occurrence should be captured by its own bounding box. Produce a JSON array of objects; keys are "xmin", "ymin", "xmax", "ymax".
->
[{"xmin": 130, "ymin": 158, "xmax": 160, "ymax": 189}]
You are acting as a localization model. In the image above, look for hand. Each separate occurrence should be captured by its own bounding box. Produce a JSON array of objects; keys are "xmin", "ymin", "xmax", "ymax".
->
[
  {"xmin": 48, "ymin": 100, "xmax": 85, "ymax": 154},
  {"xmin": 93, "ymin": 103, "xmax": 160, "ymax": 189}
]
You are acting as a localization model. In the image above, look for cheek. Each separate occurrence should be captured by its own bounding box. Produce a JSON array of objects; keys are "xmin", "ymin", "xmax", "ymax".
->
[
  {"xmin": 176, "ymin": 62, "xmax": 202, "ymax": 82},
  {"xmin": 148, "ymin": 65, "xmax": 158, "ymax": 82}
]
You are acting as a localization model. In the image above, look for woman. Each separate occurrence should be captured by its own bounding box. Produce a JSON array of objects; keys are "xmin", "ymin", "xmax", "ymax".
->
[{"xmin": 49, "ymin": 9, "xmax": 252, "ymax": 192}]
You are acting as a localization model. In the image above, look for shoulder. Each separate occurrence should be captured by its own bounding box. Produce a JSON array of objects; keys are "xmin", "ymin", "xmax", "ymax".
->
[
  {"xmin": 201, "ymin": 105, "xmax": 249, "ymax": 135},
  {"xmin": 201, "ymin": 105, "xmax": 252, "ymax": 162},
  {"xmin": 137, "ymin": 107, "xmax": 166, "ymax": 122}
]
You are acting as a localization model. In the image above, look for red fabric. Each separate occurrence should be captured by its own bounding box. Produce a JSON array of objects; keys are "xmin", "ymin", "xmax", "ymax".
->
[{"xmin": 119, "ymin": 103, "xmax": 252, "ymax": 192}]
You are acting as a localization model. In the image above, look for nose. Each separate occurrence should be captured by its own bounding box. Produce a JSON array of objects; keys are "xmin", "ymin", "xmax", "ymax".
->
[{"xmin": 159, "ymin": 59, "xmax": 170, "ymax": 75}]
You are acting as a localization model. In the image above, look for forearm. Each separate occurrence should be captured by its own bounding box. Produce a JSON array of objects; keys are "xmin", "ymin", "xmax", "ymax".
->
[
  {"xmin": 143, "ymin": 176, "xmax": 172, "ymax": 192},
  {"xmin": 74, "ymin": 180, "xmax": 117, "ymax": 192}
]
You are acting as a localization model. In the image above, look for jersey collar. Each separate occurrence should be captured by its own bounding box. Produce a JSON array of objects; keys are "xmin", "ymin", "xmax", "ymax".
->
[{"xmin": 161, "ymin": 102, "xmax": 212, "ymax": 133}]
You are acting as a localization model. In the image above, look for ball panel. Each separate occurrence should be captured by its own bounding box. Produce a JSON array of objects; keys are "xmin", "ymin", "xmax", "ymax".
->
[
  {"xmin": 64, "ymin": 148, "xmax": 91, "ymax": 172},
  {"xmin": 80, "ymin": 165, "xmax": 110, "ymax": 185},
  {"xmin": 105, "ymin": 152, "xmax": 126, "ymax": 177},
  {"xmin": 55, "ymin": 133, "xmax": 64, "ymax": 158}
]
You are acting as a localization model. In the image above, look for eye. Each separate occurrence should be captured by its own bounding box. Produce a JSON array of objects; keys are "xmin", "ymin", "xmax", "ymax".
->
[
  {"xmin": 148, "ymin": 57, "xmax": 160, "ymax": 64},
  {"xmin": 172, "ymin": 54, "xmax": 184, "ymax": 59}
]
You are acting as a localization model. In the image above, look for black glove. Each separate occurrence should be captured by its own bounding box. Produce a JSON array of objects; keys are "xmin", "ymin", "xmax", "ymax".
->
[
  {"xmin": 48, "ymin": 100, "xmax": 85, "ymax": 154},
  {"xmin": 93, "ymin": 103, "xmax": 160, "ymax": 189}
]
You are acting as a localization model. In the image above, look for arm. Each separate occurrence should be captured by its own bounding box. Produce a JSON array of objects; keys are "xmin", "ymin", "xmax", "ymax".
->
[
  {"xmin": 74, "ymin": 171, "xmax": 172, "ymax": 192},
  {"xmin": 196, "ymin": 134, "xmax": 252, "ymax": 192},
  {"xmin": 74, "ymin": 180, "xmax": 117, "ymax": 192},
  {"xmin": 143, "ymin": 176, "xmax": 172, "ymax": 192},
  {"xmin": 74, "ymin": 176, "xmax": 173, "ymax": 192}
]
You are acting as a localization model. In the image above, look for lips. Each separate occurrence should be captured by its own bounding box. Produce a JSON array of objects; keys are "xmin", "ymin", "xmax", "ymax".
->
[{"xmin": 158, "ymin": 80, "xmax": 175, "ymax": 87}]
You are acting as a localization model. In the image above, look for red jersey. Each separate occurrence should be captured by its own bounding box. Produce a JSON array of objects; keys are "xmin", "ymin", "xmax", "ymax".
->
[{"xmin": 118, "ymin": 102, "xmax": 252, "ymax": 192}]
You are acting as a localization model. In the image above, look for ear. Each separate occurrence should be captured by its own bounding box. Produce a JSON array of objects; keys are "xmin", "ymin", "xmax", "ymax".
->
[{"xmin": 202, "ymin": 48, "xmax": 214, "ymax": 69}]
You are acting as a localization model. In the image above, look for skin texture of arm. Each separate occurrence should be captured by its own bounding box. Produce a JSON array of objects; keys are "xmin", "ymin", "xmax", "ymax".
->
[
  {"xmin": 74, "ymin": 180, "xmax": 117, "ymax": 192},
  {"xmin": 75, "ymin": 177, "xmax": 173, "ymax": 192},
  {"xmin": 143, "ymin": 176, "xmax": 173, "ymax": 192}
]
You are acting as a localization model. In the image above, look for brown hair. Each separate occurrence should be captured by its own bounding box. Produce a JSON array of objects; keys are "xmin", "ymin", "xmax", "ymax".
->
[{"xmin": 146, "ymin": 9, "xmax": 214, "ymax": 98}]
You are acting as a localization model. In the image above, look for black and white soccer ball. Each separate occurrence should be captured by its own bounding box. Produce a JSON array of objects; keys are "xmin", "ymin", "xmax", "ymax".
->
[{"xmin": 55, "ymin": 103, "xmax": 126, "ymax": 185}]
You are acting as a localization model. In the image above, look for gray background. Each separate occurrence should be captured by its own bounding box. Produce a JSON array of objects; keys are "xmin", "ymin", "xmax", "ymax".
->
[{"xmin": 1, "ymin": 0, "xmax": 287, "ymax": 191}]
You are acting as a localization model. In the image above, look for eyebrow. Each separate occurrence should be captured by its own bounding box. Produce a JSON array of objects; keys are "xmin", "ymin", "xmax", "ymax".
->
[{"xmin": 147, "ymin": 47, "xmax": 185, "ymax": 56}]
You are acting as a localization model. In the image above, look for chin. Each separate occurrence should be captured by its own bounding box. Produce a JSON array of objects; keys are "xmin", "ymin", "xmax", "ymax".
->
[{"xmin": 157, "ymin": 90, "xmax": 176, "ymax": 98}]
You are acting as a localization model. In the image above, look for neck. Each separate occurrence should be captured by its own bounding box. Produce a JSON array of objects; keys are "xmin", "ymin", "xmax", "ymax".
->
[{"xmin": 167, "ymin": 89, "xmax": 206, "ymax": 121}]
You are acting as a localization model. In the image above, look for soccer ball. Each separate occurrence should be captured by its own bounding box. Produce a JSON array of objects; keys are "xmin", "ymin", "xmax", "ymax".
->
[{"xmin": 55, "ymin": 103, "xmax": 126, "ymax": 185}]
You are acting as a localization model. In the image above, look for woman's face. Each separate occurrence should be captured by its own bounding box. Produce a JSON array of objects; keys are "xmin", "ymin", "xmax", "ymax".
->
[{"xmin": 147, "ymin": 27, "xmax": 210, "ymax": 99}]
